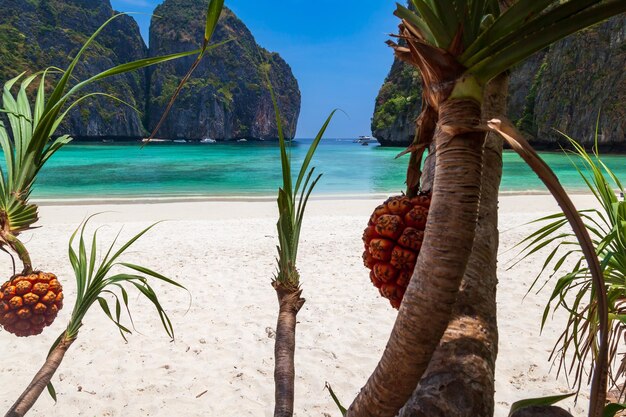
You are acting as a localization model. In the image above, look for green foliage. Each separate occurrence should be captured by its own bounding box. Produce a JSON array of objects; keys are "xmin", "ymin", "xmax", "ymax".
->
[
  {"xmin": 508, "ymin": 393, "xmax": 575, "ymax": 417},
  {"xmin": 271, "ymin": 80, "xmax": 335, "ymax": 287},
  {"xmin": 204, "ymin": 0, "xmax": 224, "ymax": 46},
  {"xmin": 515, "ymin": 131, "xmax": 626, "ymax": 395},
  {"xmin": 604, "ymin": 403, "xmax": 626, "ymax": 417},
  {"xmin": 63, "ymin": 216, "xmax": 185, "ymax": 341},
  {"xmin": 372, "ymin": 65, "xmax": 421, "ymax": 133},
  {"xmin": 324, "ymin": 383, "xmax": 347, "ymax": 416},
  {"xmin": 373, "ymin": 95, "xmax": 413, "ymax": 131}
]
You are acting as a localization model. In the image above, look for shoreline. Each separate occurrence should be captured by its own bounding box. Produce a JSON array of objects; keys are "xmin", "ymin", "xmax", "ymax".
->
[{"xmin": 32, "ymin": 189, "xmax": 599, "ymax": 206}]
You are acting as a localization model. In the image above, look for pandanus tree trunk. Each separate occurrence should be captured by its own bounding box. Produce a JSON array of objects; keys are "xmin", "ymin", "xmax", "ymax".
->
[
  {"xmin": 397, "ymin": 73, "xmax": 507, "ymax": 417},
  {"xmin": 273, "ymin": 282, "xmax": 305, "ymax": 417},
  {"xmin": 6, "ymin": 333, "xmax": 74, "ymax": 417},
  {"xmin": 347, "ymin": 96, "xmax": 485, "ymax": 416}
]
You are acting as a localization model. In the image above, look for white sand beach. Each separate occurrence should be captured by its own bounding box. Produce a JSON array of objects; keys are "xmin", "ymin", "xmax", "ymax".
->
[{"xmin": 0, "ymin": 194, "xmax": 601, "ymax": 416}]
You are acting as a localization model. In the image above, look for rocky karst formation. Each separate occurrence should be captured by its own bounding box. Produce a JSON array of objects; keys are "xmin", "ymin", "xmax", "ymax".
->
[
  {"xmin": 0, "ymin": 0, "xmax": 148, "ymax": 139},
  {"xmin": 148, "ymin": 1, "xmax": 300, "ymax": 140},
  {"xmin": 0, "ymin": 0, "xmax": 300, "ymax": 141},
  {"xmin": 372, "ymin": 16, "xmax": 626, "ymax": 149}
]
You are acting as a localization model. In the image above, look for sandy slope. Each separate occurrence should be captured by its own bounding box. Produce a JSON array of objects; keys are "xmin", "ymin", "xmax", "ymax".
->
[{"xmin": 0, "ymin": 195, "xmax": 600, "ymax": 416}]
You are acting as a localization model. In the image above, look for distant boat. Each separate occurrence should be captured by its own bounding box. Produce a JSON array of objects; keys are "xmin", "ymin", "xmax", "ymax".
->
[
  {"xmin": 354, "ymin": 135, "xmax": 374, "ymax": 144},
  {"xmin": 237, "ymin": 138, "xmax": 248, "ymax": 143},
  {"xmin": 200, "ymin": 138, "xmax": 217, "ymax": 144},
  {"xmin": 173, "ymin": 139, "xmax": 187, "ymax": 143},
  {"xmin": 142, "ymin": 138, "xmax": 171, "ymax": 143}
]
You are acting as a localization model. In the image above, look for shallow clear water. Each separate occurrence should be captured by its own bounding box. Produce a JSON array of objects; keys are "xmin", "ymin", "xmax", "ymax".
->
[{"xmin": 6, "ymin": 139, "xmax": 626, "ymax": 199}]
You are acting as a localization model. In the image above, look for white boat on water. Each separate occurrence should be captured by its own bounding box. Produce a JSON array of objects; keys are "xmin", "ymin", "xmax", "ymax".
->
[
  {"xmin": 173, "ymin": 139, "xmax": 187, "ymax": 143},
  {"xmin": 200, "ymin": 138, "xmax": 217, "ymax": 144},
  {"xmin": 142, "ymin": 138, "xmax": 171, "ymax": 143},
  {"xmin": 354, "ymin": 135, "xmax": 374, "ymax": 144},
  {"xmin": 237, "ymin": 138, "xmax": 248, "ymax": 143}
]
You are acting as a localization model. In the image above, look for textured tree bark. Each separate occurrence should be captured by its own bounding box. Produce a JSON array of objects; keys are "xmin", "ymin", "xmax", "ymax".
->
[
  {"xmin": 346, "ymin": 98, "xmax": 485, "ymax": 417},
  {"xmin": 6, "ymin": 334, "xmax": 74, "ymax": 417},
  {"xmin": 397, "ymin": 73, "xmax": 508, "ymax": 417},
  {"xmin": 273, "ymin": 283, "xmax": 305, "ymax": 417}
]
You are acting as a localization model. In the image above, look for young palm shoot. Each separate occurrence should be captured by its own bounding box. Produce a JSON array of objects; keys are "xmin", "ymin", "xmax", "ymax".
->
[
  {"xmin": 6, "ymin": 217, "xmax": 185, "ymax": 417},
  {"xmin": 0, "ymin": 5, "xmax": 223, "ymax": 337},
  {"xmin": 350, "ymin": 2, "xmax": 626, "ymax": 417},
  {"xmin": 269, "ymin": 81, "xmax": 335, "ymax": 417}
]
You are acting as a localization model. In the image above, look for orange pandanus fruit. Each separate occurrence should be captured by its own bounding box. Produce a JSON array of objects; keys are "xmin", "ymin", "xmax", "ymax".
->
[
  {"xmin": 0, "ymin": 272, "xmax": 63, "ymax": 337},
  {"xmin": 363, "ymin": 194, "xmax": 430, "ymax": 308}
]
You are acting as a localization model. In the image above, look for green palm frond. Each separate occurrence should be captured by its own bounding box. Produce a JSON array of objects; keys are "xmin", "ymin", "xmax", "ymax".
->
[
  {"xmin": 64, "ymin": 215, "xmax": 186, "ymax": 341},
  {"xmin": 515, "ymin": 131, "xmax": 626, "ymax": 395}
]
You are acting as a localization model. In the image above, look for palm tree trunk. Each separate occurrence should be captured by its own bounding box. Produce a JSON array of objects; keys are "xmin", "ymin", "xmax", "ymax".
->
[
  {"xmin": 396, "ymin": 72, "xmax": 508, "ymax": 417},
  {"xmin": 273, "ymin": 283, "xmax": 305, "ymax": 417},
  {"xmin": 346, "ymin": 97, "xmax": 485, "ymax": 417},
  {"xmin": 6, "ymin": 333, "xmax": 74, "ymax": 417}
]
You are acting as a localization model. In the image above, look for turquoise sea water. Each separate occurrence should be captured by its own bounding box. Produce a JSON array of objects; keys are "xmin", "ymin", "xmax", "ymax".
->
[{"xmin": 8, "ymin": 139, "xmax": 626, "ymax": 199}]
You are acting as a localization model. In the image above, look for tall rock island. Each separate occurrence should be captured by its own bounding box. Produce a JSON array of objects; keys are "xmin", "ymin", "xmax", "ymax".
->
[
  {"xmin": 148, "ymin": 1, "xmax": 300, "ymax": 140},
  {"xmin": 372, "ymin": 16, "xmax": 626, "ymax": 149},
  {"xmin": 0, "ymin": 0, "xmax": 301, "ymax": 141}
]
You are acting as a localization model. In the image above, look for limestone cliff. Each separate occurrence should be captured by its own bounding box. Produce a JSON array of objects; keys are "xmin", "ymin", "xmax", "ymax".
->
[{"xmin": 148, "ymin": 1, "xmax": 301, "ymax": 140}]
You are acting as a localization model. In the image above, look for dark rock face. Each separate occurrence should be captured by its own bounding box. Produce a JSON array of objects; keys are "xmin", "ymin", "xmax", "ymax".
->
[
  {"xmin": 0, "ymin": 0, "xmax": 301, "ymax": 141},
  {"xmin": 148, "ymin": 1, "xmax": 300, "ymax": 140},
  {"xmin": 514, "ymin": 16, "xmax": 626, "ymax": 150},
  {"xmin": 372, "ymin": 16, "xmax": 626, "ymax": 149},
  {"xmin": 0, "ymin": 0, "xmax": 148, "ymax": 139}
]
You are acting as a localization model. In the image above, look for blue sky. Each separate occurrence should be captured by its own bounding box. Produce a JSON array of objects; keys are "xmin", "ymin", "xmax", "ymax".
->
[{"xmin": 110, "ymin": 0, "xmax": 399, "ymax": 138}]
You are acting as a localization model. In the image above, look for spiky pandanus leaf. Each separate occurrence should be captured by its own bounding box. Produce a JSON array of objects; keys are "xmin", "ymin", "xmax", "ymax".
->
[
  {"xmin": 513, "ymin": 130, "xmax": 626, "ymax": 399},
  {"xmin": 271, "ymin": 80, "xmax": 336, "ymax": 288},
  {"xmin": 0, "ymin": 8, "xmax": 226, "ymax": 274},
  {"xmin": 6, "ymin": 216, "xmax": 186, "ymax": 416}
]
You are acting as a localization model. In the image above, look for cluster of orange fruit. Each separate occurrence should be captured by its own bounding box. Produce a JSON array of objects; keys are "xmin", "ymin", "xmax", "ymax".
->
[
  {"xmin": 0, "ymin": 272, "xmax": 64, "ymax": 337},
  {"xmin": 363, "ymin": 194, "xmax": 430, "ymax": 309}
]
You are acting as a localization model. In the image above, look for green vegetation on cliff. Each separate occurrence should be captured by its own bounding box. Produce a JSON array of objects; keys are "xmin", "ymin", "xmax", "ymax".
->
[{"xmin": 371, "ymin": 59, "xmax": 422, "ymax": 146}]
